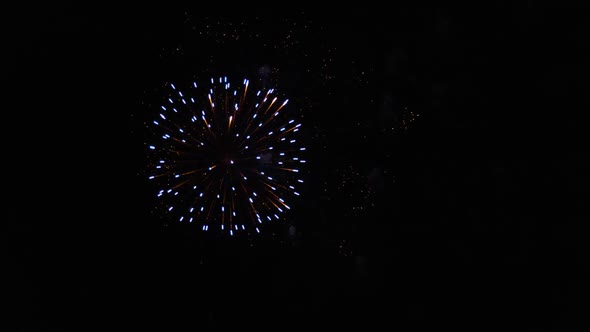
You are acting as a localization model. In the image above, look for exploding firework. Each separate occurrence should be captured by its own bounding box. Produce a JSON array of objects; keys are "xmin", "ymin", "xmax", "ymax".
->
[{"xmin": 145, "ymin": 76, "xmax": 306, "ymax": 235}]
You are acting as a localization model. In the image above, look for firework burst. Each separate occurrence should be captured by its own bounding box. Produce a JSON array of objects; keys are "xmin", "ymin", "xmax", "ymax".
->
[{"xmin": 145, "ymin": 76, "xmax": 306, "ymax": 236}]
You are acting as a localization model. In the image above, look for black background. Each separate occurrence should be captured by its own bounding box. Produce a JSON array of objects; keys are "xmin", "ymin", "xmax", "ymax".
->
[{"xmin": 12, "ymin": 3, "xmax": 587, "ymax": 330}]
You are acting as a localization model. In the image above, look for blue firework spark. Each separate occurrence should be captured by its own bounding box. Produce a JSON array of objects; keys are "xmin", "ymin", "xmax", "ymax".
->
[{"xmin": 146, "ymin": 76, "xmax": 306, "ymax": 235}]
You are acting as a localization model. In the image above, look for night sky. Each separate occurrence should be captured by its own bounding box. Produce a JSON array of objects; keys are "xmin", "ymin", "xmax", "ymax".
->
[{"xmin": 12, "ymin": 4, "xmax": 587, "ymax": 331}]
